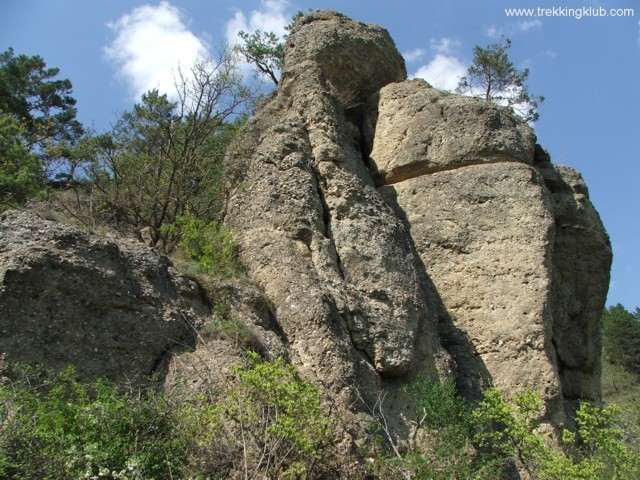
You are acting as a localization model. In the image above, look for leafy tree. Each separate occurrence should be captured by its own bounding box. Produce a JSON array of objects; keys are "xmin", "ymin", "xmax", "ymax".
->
[
  {"xmin": 236, "ymin": 11, "xmax": 304, "ymax": 86},
  {"xmin": 0, "ymin": 48, "xmax": 83, "ymax": 170},
  {"xmin": 457, "ymin": 36, "xmax": 544, "ymax": 123},
  {"xmin": 0, "ymin": 113, "xmax": 46, "ymax": 209},
  {"xmin": 85, "ymin": 52, "xmax": 250, "ymax": 251},
  {"xmin": 602, "ymin": 304, "xmax": 640, "ymax": 377},
  {"xmin": 237, "ymin": 30, "xmax": 285, "ymax": 86}
]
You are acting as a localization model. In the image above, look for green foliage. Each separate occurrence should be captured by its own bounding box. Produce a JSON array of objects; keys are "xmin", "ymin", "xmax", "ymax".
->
[
  {"xmin": 473, "ymin": 388, "xmax": 555, "ymax": 477},
  {"xmin": 2, "ymin": 359, "xmax": 638, "ymax": 479},
  {"xmin": 0, "ymin": 366, "xmax": 187, "ymax": 479},
  {"xmin": 602, "ymin": 304, "xmax": 640, "ymax": 377},
  {"xmin": 0, "ymin": 48, "xmax": 83, "ymax": 171},
  {"xmin": 81, "ymin": 58, "xmax": 248, "ymax": 250},
  {"xmin": 236, "ymin": 11, "xmax": 304, "ymax": 86},
  {"xmin": 237, "ymin": 30, "xmax": 285, "ymax": 86},
  {"xmin": 0, "ymin": 113, "xmax": 46, "ymax": 209},
  {"xmin": 180, "ymin": 352, "xmax": 333, "ymax": 479},
  {"xmin": 0, "ymin": 47, "xmax": 83, "ymax": 207},
  {"xmin": 601, "ymin": 358, "xmax": 640, "ymax": 453},
  {"xmin": 375, "ymin": 377, "xmax": 501, "ymax": 479},
  {"xmin": 166, "ymin": 215, "xmax": 240, "ymax": 278},
  {"xmin": 457, "ymin": 36, "xmax": 544, "ymax": 122},
  {"xmin": 473, "ymin": 388, "xmax": 640, "ymax": 479},
  {"xmin": 373, "ymin": 379, "xmax": 639, "ymax": 480}
]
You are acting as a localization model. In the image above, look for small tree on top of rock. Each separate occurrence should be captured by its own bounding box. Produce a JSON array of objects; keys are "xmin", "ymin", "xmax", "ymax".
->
[
  {"xmin": 235, "ymin": 11, "xmax": 305, "ymax": 86},
  {"xmin": 456, "ymin": 36, "xmax": 544, "ymax": 123}
]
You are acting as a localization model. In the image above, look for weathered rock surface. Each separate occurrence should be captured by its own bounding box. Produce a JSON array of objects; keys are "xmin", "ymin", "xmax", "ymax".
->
[
  {"xmin": 0, "ymin": 9, "xmax": 612, "ymax": 448},
  {"xmin": 285, "ymin": 11, "xmax": 406, "ymax": 105},
  {"xmin": 364, "ymin": 80, "xmax": 536, "ymax": 184},
  {"xmin": 224, "ymin": 9, "xmax": 611, "ymax": 431},
  {"xmin": 381, "ymin": 162, "xmax": 564, "ymax": 419},
  {"xmin": 536, "ymin": 159, "xmax": 612, "ymax": 412},
  {"xmin": 224, "ymin": 10, "xmax": 450, "ymax": 434},
  {"xmin": 0, "ymin": 210, "xmax": 210, "ymax": 384}
]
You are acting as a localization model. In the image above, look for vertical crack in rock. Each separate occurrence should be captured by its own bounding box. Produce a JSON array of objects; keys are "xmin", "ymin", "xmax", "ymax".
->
[{"xmin": 310, "ymin": 161, "xmax": 346, "ymax": 280}]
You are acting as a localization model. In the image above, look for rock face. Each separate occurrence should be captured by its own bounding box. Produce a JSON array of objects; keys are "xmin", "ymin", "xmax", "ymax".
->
[
  {"xmin": 0, "ymin": 210, "xmax": 209, "ymax": 384},
  {"xmin": 224, "ymin": 12, "xmax": 450, "ymax": 432},
  {"xmin": 364, "ymin": 80, "xmax": 536, "ymax": 185},
  {"xmin": 0, "ymin": 10, "xmax": 612, "ymax": 443},
  {"xmin": 224, "ymin": 9, "xmax": 611, "ymax": 430}
]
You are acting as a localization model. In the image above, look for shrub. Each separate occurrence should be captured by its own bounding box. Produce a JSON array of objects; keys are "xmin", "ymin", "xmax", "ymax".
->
[
  {"xmin": 182, "ymin": 351, "xmax": 333, "ymax": 479},
  {"xmin": 373, "ymin": 378, "xmax": 640, "ymax": 480},
  {"xmin": 0, "ymin": 366, "xmax": 187, "ymax": 479},
  {"xmin": 473, "ymin": 388, "xmax": 640, "ymax": 479},
  {"xmin": 200, "ymin": 316, "xmax": 265, "ymax": 353},
  {"xmin": 166, "ymin": 215, "xmax": 241, "ymax": 279},
  {"xmin": 373, "ymin": 377, "xmax": 501, "ymax": 479}
]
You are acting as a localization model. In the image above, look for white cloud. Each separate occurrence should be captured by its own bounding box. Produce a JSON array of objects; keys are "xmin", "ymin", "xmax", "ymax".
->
[
  {"xmin": 412, "ymin": 54, "xmax": 467, "ymax": 92},
  {"xmin": 225, "ymin": 0, "xmax": 290, "ymax": 46},
  {"xmin": 516, "ymin": 19, "xmax": 543, "ymax": 32},
  {"xmin": 430, "ymin": 37, "xmax": 462, "ymax": 55},
  {"xmin": 486, "ymin": 19, "xmax": 542, "ymax": 38},
  {"xmin": 104, "ymin": 1, "xmax": 208, "ymax": 100},
  {"xmin": 403, "ymin": 48, "xmax": 426, "ymax": 63},
  {"xmin": 486, "ymin": 25, "xmax": 500, "ymax": 38}
]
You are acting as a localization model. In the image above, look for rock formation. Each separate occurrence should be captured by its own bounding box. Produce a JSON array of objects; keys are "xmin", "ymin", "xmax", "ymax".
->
[
  {"xmin": 0, "ymin": 10, "xmax": 611, "ymax": 445},
  {"xmin": 223, "ymin": 10, "xmax": 611, "ymax": 429},
  {"xmin": 0, "ymin": 209, "xmax": 209, "ymax": 384}
]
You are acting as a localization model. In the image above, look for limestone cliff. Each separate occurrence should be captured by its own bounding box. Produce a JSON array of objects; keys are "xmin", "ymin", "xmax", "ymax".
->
[{"xmin": 0, "ymin": 10, "xmax": 611, "ymax": 444}]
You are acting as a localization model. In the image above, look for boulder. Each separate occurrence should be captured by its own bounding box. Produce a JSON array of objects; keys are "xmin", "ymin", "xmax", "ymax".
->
[
  {"xmin": 381, "ymin": 162, "xmax": 565, "ymax": 421},
  {"xmin": 0, "ymin": 210, "xmax": 209, "ymax": 384},
  {"xmin": 284, "ymin": 10, "xmax": 406, "ymax": 106},
  {"xmin": 364, "ymin": 79, "xmax": 536, "ymax": 185}
]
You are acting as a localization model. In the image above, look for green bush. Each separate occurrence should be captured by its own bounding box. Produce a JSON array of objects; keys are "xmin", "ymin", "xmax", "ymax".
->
[
  {"xmin": 473, "ymin": 388, "xmax": 640, "ymax": 479},
  {"xmin": 0, "ymin": 113, "xmax": 47, "ymax": 209},
  {"xmin": 373, "ymin": 378, "xmax": 640, "ymax": 480},
  {"xmin": 182, "ymin": 351, "xmax": 333, "ymax": 479},
  {"xmin": 4, "ymin": 361, "xmax": 636, "ymax": 479},
  {"xmin": 0, "ymin": 366, "xmax": 187, "ymax": 479},
  {"xmin": 374, "ymin": 378, "xmax": 501, "ymax": 479},
  {"xmin": 166, "ymin": 215, "xmax": 240, "ymax": 279}
]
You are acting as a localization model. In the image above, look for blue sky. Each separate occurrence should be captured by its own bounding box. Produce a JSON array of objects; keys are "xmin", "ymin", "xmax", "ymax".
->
[{"xmin": 1, "ymin": 0, "xmax": 638, "ymax": 310}]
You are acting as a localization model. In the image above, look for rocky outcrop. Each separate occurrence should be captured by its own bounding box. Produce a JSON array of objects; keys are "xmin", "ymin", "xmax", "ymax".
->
[
  {"xmin": 0, "ymin": 10, "xmax": 611, "ymax": 446},
  {"xmin": 363, "ymin": 80, "xmax": 536, "ymax": 185},
  {"xmin": 284, "ymin": 10, "xmax": 406, "ymax": 105},
  {"xmin": 224, "ymin": 9, "xmax": 611, "ymax": 431},
  {"xmin": 224, "ymin": 12, "xmax": 451, "ymax": 435},
  {"xmin": 0, "ymin": 210, "xmax": 210, "ymax": 384},
  {"xmin": 536, "ymin": 159, "xmax": 612, "ymax": 414}
]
